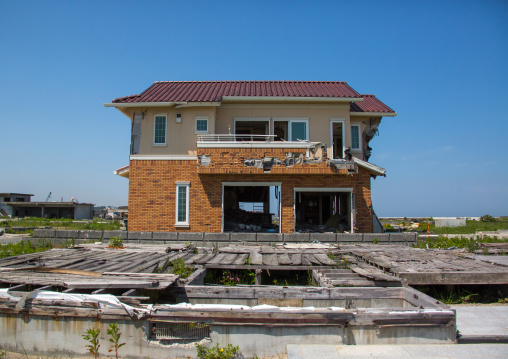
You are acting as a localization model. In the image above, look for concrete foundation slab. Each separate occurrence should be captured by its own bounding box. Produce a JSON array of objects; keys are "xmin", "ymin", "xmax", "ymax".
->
[
  {"xmin": 79, "ymin": 230, "xmax": 103, "ymax": 240},
  {"xmin": 230, "ymin": 233, "xmax": 257, "ymax": 242},
  {"xmin": 204, "ymin": 233, "xmax": 230, "ymax": 242},
  {"xmin": 152, "ymin": 232, "xmax": 178, "ymax": 240},
  {"xmin": 127, "ymin": 231, "xmax": 153, "ymax": 240},
  {"xmin": 364, "ymin": 233, "xmax": 390, "ymax": 243},
  {"xmin": 285, "ymin": 233, "xmax": 311, "ymax": 242},
  {"xmin": 32, "ymin": 229, "xmax": 55, "ymax": 238},
  {"xmin": 178, "ymin": 232, "xmax": 204, "ymax": 241},
  {"xmin": 310, "ymin": 233, "xmax": 336, "ymax": 242},
  {"xmin": 337, "ymin": 233, "xmax": 363, "ymax": 243},
  {"xmin": 55, "ymin": 230, "xmax": 79, "ymax": 239},
  {"xmin": 257, "ymin": 233, "xmax": 283, "ymax": 242},
  {"xmin": 102, "ymin": 230, "xmax": 126, "ymax": 239}
]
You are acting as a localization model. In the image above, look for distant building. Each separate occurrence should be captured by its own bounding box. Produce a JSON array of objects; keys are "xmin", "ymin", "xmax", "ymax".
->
[
  {"xmin": 0, "ymin": 192, "xmax": 94, "ymax": 219},
  {"xmin": 100, "ymin": 206, "xmax": 128, "ymax": 220}
]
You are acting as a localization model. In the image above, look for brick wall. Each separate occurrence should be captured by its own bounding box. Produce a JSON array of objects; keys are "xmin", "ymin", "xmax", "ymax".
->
[
  {"xmin": 128, "ymin": 160, "xmax": 373, "ymax": 233},
  {"xmin": 197, "ymin": 147, "xmax": 349, "ymax": 175}
]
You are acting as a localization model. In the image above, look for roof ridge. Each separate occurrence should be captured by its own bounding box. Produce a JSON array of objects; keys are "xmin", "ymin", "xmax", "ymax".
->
[{"xmin": 153, "ymin": 80, "xmax": 348, "ymax": 84}]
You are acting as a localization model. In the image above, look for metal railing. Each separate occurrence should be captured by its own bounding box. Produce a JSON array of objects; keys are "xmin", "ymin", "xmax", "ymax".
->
[
  {"xmin": 197, "ymin": 134, "xmax": 278, "ymax": 142},
  {"xmin": 151, "ymin": 321, "xmax": 211, "ymax": 340}
]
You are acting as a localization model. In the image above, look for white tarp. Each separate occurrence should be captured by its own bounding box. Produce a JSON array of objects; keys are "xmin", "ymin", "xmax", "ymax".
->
[{"xmin": 0, "ymin": 289, "xmax": 151, "ymax": 318}]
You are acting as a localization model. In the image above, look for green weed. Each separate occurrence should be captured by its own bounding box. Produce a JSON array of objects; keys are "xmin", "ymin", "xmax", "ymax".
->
[
  {"xmin": 0, "ymin": 240, "xmax": 52, "ymax": 258},
  {"xmin": 108, "ymin": 235, "xmax": 124, "ymax": 248},
  {"xmin": 107, "ymin": 323, "xmax": 126, "ymax": 359},
  {"xmin": 196, "ymin": 343, "xmax": 239, "ymax": 359},
  {"xmin": 169, "ymin": 258, "xmax": 194, "ymax": 279},
  {"xmin": 82, "ymin": 327, "xmax": 100, "ymax": 359}
]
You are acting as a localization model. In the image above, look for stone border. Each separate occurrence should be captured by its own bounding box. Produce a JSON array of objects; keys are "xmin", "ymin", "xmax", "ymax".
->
[{"xmin": 31, "ymin": 229, "xmax": 417, "ymax": 245}]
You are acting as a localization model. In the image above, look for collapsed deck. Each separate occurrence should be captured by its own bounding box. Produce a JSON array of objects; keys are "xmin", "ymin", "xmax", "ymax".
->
[{"xmin": 2, "ymin": 242, "xmax": 507, "ymax": 357}]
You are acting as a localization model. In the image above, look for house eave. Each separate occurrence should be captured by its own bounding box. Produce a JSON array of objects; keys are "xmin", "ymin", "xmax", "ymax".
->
[{"xmin": 351, "ymin": 112, "xmax": 397, "ymax": 117}]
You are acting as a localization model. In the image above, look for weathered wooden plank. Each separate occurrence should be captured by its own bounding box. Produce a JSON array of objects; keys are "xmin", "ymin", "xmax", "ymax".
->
[
  {"xmin": 329, "ymin": 279, "xmax": 377, "ymax": 287},
  {"xmin": 249, "ymin": 251, "xmax": 263, "ymax": 265},
  {"xmin": 184, "ymin": 254, "xmax": 207, "ymax": 264},
  {"xmin": 305, "ymin": 254, "xmax": 323, "ymax": 265},
  {"xmin": 221, "ymin": 253, "xmax": 239, "ymax": 265},
  {"xmin": 350, "ymin": 264, "xmax": 400, "ymax": 282},
  {"xmin": 277, "ymin": 253, "xmax": 292, "ymax": 265},
  {"xmin": 203, "ymin": 264, "xmax": 334, "ymax": 270},
  {"xmin": 313, "ymin": 253, "xmax": 337, "ymax": 266},
  {"xmin": 232, "ymin": 254, "xmax": 249, "ymax": 265},
  {"xmin": 207, "ymin": 253, "xmax": 228, "ymax": 265},
  {"xmin": 193, "ymin": 253, "xmax": 216, "ymax": 264},
  {"xmin": 262, "ymin": 254, "xmax": 278, "ymax": 266},
  {"xmin": 290, "ymin": 253, "xmax": 302, "ymax": 266},
  {"xmin": 301, "ymin": 255, "xmax": 312, "ymax": 266}
]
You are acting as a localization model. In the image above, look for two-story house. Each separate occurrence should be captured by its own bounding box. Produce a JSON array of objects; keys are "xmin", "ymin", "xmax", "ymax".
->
[{"xmin": 106, "ymin": 81, "xmax": 395, "ymax": 233}]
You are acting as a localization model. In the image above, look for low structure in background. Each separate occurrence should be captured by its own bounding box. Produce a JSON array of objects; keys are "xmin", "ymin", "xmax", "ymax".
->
[
  {"xmin": 98, "ymin": 206, "xmax": 128, "ymax": 220},
  {"xmin": 0, "ymin": 192, "xmax": 94, "ymax": 220}
]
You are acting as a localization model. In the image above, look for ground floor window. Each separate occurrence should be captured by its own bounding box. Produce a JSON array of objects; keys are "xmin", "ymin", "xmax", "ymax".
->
[
  {"xmin": 294, "ymin": 189, "xmax": 353, "ymax": 233},
  {"xmin": 223, "ymin": 183, "xmax": 280, "ymax": 233},
  {"xmin": 175, "ymin": 182, "xmax": 190, "ymax": 226}
]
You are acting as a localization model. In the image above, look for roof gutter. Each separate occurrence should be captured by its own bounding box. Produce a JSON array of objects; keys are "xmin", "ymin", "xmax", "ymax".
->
[
  {"xmin": 221, "ymin": 96, "xmax": 364, "ymax": 103},
  {"xmin": 351, "ymin": 112, "xmax": 397, "ymax": 117},
  {"xmin": 104, "ymin": 102, "xmax": 187, "ymax": 108}
]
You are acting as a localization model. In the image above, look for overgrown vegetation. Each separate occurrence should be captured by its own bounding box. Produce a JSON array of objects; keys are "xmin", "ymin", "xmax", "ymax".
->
[
  {"xmin": 0, "ymin": 239, "xmax": 52, "ymax": 258},
  {"xmin": 169, "ymin": 258, "xmax": 194, "ymax": 279},
  {"xmin": 414, "ymin": 285, "xmax": 508, "ymax": 304},
  {"xmin": 107, "ymin": 323, "xmax": 126, "ymax": 359},
  {"xmin": 82, "ymin": 327, "xmax": 101, "ymax": 359},
  {"xmin": 414, "ymin": 235, "xmax": 508, "ymax": 252},
  {"xmin": 4, "ymin": 228, "xmax": 34, "ymax": 235},
  {"xmin": 196, "ymin": 343, "xmax": 240, "ymax": 359},
  {"xmin": 0, "ymin": 218, "xmax": 122, "ymax": 230},
  {"xmin": 205, "ymin": 269, "xmax": 256, "ymax": 285},
  {"xmin": 82, "ymin": 323, "xmax": 125, "ymax": 359},
  {"xmin": 108, "ymin": 235, "xmax": 124, "ymax": 248}
]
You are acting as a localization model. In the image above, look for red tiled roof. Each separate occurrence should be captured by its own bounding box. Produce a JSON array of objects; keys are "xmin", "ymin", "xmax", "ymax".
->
[
  {"xmin": 112, "ymin": 81, "xmax": 362, "ymax": 103},
  {"xmin": 350, "ymin": 95, "xmax": 395, "ymax": 113}
]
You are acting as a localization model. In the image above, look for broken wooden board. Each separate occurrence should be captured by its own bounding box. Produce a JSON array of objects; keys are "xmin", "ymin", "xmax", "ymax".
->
[{"xmin": 347, "ymin": 244, "xmax": 508, "ymax": 285}]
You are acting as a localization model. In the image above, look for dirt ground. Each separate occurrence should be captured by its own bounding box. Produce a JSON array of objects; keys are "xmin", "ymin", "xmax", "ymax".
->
[{"xmin": 0, "ymin": 351, "xmax": 287, "ymax": 359}]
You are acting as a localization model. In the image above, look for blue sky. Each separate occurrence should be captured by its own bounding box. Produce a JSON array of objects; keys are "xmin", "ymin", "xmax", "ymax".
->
[{"xmin": 1, "ymin": 0, "xmax": 507, "ymax": 216}]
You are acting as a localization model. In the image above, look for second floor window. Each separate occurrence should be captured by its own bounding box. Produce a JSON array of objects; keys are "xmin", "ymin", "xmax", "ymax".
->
[
  {"xmin": 154, "ymin": 115, "xmax": 167, "ymax": 144},
  {"xmin": 351, "ymin": 124, "xmax": 361, "ymax": 150},
  {"xmin": 195, "ymin": 117, "xmax": 209, "ymax": 133}
]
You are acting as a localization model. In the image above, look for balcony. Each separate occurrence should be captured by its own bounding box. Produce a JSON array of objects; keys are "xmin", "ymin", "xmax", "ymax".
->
[
  {"xmin": 197, "ymin": 134, "xmax": 316, "ymax": 149},
  {"xmin": 196, "ymin": 134, "xmax": 354, "ymax": 175}
]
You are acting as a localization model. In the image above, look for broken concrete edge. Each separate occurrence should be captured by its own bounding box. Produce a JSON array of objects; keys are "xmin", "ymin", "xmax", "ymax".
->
[{"xmin": 30, "ymin": 229, "xmax": 417, "ymax": 244}]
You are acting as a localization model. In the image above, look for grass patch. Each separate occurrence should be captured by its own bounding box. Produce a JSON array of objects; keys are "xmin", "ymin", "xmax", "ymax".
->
[
  {"xmin": 204, "ymin": 268, "xmax": 256, "ymax": 285},
  {"xmin": 0, "ymin": 218, "xmax": 121, "ymax": 230},
  {"xmin": 414, "ymin": 285, "xmax": 508, "ymax": 304},
  {"xmin": 0, "ymin": 239, "xmax": 53, "ymax": 258},
  {"xmin": 414, "ymin": 235, "xmax": 508, "ymax": 251}
]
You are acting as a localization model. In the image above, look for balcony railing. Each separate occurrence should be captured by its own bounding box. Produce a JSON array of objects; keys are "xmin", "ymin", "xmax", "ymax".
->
[{"xmin": 197, "ymin": 134, "xmax": 278, "ymax": 142}]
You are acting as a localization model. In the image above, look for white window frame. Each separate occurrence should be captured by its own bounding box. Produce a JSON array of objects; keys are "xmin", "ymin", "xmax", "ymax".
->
[
  {"xmin": 195, "ymin": 116, "xmax": 209, "ymax": 134},
  {"xmin": 175, "ymin": 182, "xmax": 190, "ymax": 227},
  {"xmin": 330, "ymin": 119, "xmax": 346, "ymax": 159},
  {"xmin": 153, "ymin": 114, "xmax": 167, "ymax": 146},
  {"xmin": 350, "ymin": 123, "xmax": 362, "ymax": 152},
  {"xmin": 272, "ymin": 118, "xmax": 309, "ymax": 141}
]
